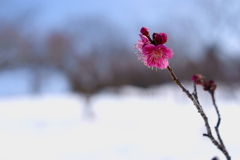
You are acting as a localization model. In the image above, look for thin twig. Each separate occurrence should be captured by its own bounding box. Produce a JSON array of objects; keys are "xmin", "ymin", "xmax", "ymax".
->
[
  {"xmin": 166, "ymin": 66, "xmax": 231, "ymax": 160},
  {"xmin": 193, "ymin": 80, "xmax": 200, "ymax": 105},
  {"xmin": 209, "ymin": 90, "xmax": 226, "ymax": 150}
]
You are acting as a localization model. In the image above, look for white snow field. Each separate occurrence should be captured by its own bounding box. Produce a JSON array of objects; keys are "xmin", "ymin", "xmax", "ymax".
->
[{"xmin": 0, "ymin": 84, "xmax": 239, "ymax": 160}]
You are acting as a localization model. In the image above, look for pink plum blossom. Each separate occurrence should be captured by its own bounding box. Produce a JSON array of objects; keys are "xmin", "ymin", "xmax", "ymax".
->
[
  {"xmin": 134, "ymin": 27, "xmax": 173, "ymax": 69},
  {"xmin": 142, "ymin": 44, "xmax": 173, "ymax": 69}
]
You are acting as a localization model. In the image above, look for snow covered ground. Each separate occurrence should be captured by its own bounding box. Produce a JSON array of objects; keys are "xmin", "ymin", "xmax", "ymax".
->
[{"xmin": 0, "ymin": 84, "xmax": 239, "ymax": 160}]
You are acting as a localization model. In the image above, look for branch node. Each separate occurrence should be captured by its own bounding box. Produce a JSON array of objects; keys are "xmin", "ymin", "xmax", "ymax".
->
[{"xmin": 203, "ymin": 133, "xmax": 209, "ymax": 137}]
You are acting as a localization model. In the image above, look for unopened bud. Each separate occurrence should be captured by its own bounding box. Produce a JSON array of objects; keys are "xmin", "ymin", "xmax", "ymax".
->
[
  {"xmin": 209, "ymin": 80, "xmax": 217, "ymax": 91},
  {"xmin": 192, "ymin": 74, "xmax": 204, "ymax": 85},
  {"xmin": 140, "ymin": 27, "xmax": 150, "ymax": 36},
  {"xmin": 152, "ymin": 32, "xmax": 157, "ymax": 39},
  {"xmin": 203, "ymin": 80, "xmax": 217, "ymax": 91},
  {"xmin": 203, "ymin": 82, "xmax": 210, "ymax": 91},
  {"xmin": 153, "ymin": 33, "xmax": 168, "ymax": 45}
]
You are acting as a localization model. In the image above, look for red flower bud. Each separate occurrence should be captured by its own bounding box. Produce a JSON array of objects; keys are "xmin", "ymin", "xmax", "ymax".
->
[
  {"xmin": 203, "ymin": 82, "xmax": 210, "ymax": 91},
  {"xmin": 152, "ymin": 32, "xmax": 157, "ymax": 39},
  {"xmin": 209, "ymin": 80, "xmax": 217, "ymax": 91},
  {"xmin": 153, "ymin": 33, "xmax": 168, "ymax": 45},
  {"xmin": 140, "ymin": 27, "xmax": 150, "ymax": 36},
  {"xmin": 192, "ymin": 74, "xmax": 205, "ymax": 85},
  {"xmin": 192, "ymin": 74, "xmax": 217, "ymax": 92},
  {"xmin": 203, "ymin": 80, "xmax": 217, "ymax": 91}
]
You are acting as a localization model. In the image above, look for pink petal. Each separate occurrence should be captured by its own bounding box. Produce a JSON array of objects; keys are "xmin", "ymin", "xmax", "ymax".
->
[
  {"xmin": 142, "ymin": 44, "xmax": 156, "ymax": 55},
  {"xmin": 146, "ymin": 55, "xmax": 156, "ymax": 67},
  {"xmin": 135, "ymin": 40, "xmax": 144, "ymax": 52},
  {"xmin": 139, "ymin": 34, "xmax": 150, "ymax": 44},
  {"xmin": 156, "ymin": 59, "xmax": 169, "ymax": 69},
  {"xmin": 157, "ymin": 45, "xmax": 173, "ymax": 59},
  {"xmin": 145, "ymin": 56, "xmax": 169, "ymax": 69}
]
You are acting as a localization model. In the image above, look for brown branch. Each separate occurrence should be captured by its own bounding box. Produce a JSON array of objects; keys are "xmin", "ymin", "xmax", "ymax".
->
[
  {"xmin": 166, "ymin": 66, "xmax": 231, "ymax": 160},
  {"xmin": 193, "ymin": 80, "xmax": 200, "ymax": 104},
  {"xmin": 209, "ymin": 90, "xmax": 227, "ymax": 152}
]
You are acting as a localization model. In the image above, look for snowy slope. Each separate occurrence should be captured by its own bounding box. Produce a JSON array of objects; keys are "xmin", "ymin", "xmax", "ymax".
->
[{"xmin": 0, "ymin": 84, "xmax": 239, "ymax": 160}]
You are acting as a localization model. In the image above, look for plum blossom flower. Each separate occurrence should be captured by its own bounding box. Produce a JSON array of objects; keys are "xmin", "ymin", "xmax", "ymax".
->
[
  {"xmin": 142, "ymin": 44, "xmax": 173, "ymax": 69},
  {"xmin": 134, "ymin": 27, "xmax": 173, "ymax": 69}
]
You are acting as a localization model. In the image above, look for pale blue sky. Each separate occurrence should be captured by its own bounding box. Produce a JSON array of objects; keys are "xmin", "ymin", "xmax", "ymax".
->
[{"xmin": 1, "ymin": 0, "xmax": 200, "ymax": 32}]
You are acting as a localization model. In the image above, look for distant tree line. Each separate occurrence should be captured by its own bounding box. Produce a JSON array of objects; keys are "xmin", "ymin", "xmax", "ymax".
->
[{"xmin": 0, "ymin": 0, "xmax": 240, "ymax": 95}]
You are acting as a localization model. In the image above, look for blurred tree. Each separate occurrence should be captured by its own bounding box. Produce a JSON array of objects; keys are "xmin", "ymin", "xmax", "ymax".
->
[{"xmin": 1, "ymin": 0, "xmax": 240, "ymax": 98}]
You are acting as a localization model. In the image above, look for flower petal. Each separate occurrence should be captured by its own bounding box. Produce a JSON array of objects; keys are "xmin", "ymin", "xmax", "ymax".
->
[
  {"xmin": 135, "ymin": 40, "xmax": 144, "ymax": 52},
  {"xmin": 142, "ymin": 44, "xmax": 156, "ymax": 55},
  {"xmin": 145, "ymin": 55, "xmax": 156, "ymax": 67},
  {"xmin": 156, "ymin": 59, "xmax": 169, "ymax": 69},
  {"xmin": 139, "ymin": 34, "xmax": 150, "ymax": 44},
  {"xmin": 158, "ymin": 45, "xmax": 173, "ymax": 59}
]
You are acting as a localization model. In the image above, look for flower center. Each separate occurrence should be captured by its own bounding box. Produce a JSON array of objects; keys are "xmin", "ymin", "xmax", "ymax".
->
[{"xmin": 153, "ymin": 48, "xmax": 162, "ymax": 58}]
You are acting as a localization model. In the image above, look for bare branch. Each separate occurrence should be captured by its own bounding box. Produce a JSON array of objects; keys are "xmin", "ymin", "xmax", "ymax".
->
[
  {"xmin": 209, "ymin": 90, "xmax": 227, "ymax": 151},
  {"xmin": 192, "ymin": 79, "xmax": 200, "ymax": 104},
  {"xmin": 166, "ymin": 66, "xmax": 231, "ymax": 160}
]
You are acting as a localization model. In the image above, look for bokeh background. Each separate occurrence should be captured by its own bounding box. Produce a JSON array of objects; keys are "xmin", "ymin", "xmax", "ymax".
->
[{"xmin": 0, "ymin": 0, "xmax": 240, "ymax": 159}]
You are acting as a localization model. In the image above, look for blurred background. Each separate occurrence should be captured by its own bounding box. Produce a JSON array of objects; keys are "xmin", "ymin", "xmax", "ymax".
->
[{"xmin": 0, "ymin": 0, "xmax": 240, "ymax": 159}]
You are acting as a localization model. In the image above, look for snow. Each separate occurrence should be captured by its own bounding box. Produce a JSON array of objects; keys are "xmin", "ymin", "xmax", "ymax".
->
[{"xmin": 0, "ymin": 85, "xmax": 239, "ymax": 160}]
